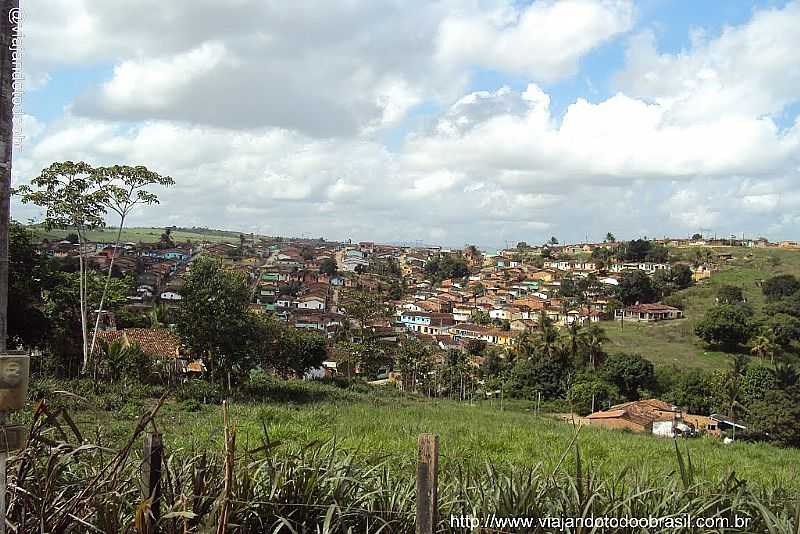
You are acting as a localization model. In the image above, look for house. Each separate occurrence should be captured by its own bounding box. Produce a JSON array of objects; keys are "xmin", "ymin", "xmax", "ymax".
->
[
  {"xmin": 297, "ymin": 294, "xmax": 326, "ymax": 311},
  {"xmin": 615, "ymin": 303, "xmax": 683, "ymax": 322},
  {"xmin": 399, "ymin": 311, "xmax": 455, "ymax": 335},
  {"xmin": 95, "ymin": 327, "xmax": 206, "ymax": 376},
  {"xmin": 587, "ymin": 399, "xmax": 678, "ymax": 433},
  {"xmin": 159, "ymin": 291, "xmax": 182, "ymax": 302},
  {"xmin": 450, "ymin": 323, "xmax": 517, "ymax": 346}
]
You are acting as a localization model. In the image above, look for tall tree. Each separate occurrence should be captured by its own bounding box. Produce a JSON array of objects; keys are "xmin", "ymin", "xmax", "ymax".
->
[
  {"xmin": 175, "ymin": 256, "xmax": 255, "ymax": 385},
  {"xmin": 88, "ymin": 165, "xmax": 173, "ymax": 360},
  {"xmin": 17, "ymin": 162, "xmax": 111, "ymax": 371}
]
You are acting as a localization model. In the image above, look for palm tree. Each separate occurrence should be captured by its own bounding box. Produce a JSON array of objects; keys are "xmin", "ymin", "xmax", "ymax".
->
[
  {"xmin": 534, "ymin": 311, "xmax": 559, "ymax": 358},
  {"xmin": 149, "ymin": 303, "xmax": 169, "ymax": 328},
  {"xmin": 723, "ymin": 355, "xmax": 748, "ymax": 441},
  {"xmin": 750, "ymin": 332, "xmax": 778, "ymax": 364},
  {"xmin": 563, "ymin": 320, "xmax": 583, "ymax": 365},
  {"xmin": 773, "ymin": 363, "xmax": 798, "ymax": 389},
  {"xmin": 582, "ymin": 324, "xmax": 609, "ymax": 370}
]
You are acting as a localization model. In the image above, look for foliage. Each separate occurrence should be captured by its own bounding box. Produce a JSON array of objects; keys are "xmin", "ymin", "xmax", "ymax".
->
[
  {"xmin": 43, "ymin": 271, "xmax": 132, "ymax": 377},
  {"xmin": 424, "ymin": 253, "xmax": 469, "ymax": 282},
  {"xmin": 617, "ymin": 239, "xmax": 668, "ymax": 263},
  {"xmin": 748, "ymin": 384, "xmax": 800, "ymax": 448},
  {"xmin": 566, "ymin": 379, "xmax": 620, "ymax": 415},
  {"xmin": 717, "ymin": 284, "xmax": 745, "ymax": 304},
  {"xmin": 319, "ymin": 257, "xmax": 338, "ymax": 275},
  {"xmin": 764, "ymin": 291, "xmax": 800, "ymax": 318},
  {"xmin": 601, "ymin": 353, "xmax": 655, "ymax": 400},
  {"xmin": 694, "ymin": 304, "xmax": 753, "ymax": 348},
  {"xmin": 7, "ymin": 221, "xmax": 50, "ymax": 348},
  {"xmin": 616, "ymin": 270, "xmax": 656, "ymax": 305},
  {"xmin": 175, "ymin": 256, "xmax": 258, "ymax": 383},
  {"xmin": 663, "ymin": 368, "xmax": 723, "ymax": 415},
  {"xmin": 740, "ymin": 365, "xmax": 777, "ymax": 408},
  {"xmin": 763, "ymin": 313, "xmax": 800, "ymax": 348},
  {"xmin": 762, "ymin": 274, "xmax": 799, "ymax": 302}
]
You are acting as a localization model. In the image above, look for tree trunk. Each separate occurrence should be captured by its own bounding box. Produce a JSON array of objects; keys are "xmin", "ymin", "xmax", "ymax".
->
[
  {"xmin": 0, "ymin": 0, "xmax": 20, "ymax": 353},
  {"xmin": 78, "ymin": 229, "xmax": 89, "ymax": 373},
  {"xmin": 90, "ymin": 217, "xmax": 126, "ymax": 358}
]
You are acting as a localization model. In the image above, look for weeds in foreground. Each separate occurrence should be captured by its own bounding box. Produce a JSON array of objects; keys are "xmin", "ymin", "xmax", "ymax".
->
[{"xmin": 6, "ymin": 398, "xmax": 800, "ymax": 533}]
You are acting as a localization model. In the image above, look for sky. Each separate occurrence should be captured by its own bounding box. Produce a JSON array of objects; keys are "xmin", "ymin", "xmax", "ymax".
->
[{"xmin": 10, "ymin": 0, "xmax": 800, "ymax": 249}]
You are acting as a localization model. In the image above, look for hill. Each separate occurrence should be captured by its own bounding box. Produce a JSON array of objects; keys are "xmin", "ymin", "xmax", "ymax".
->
[
  {"xmin": 604, "ymin": 246, "xmax": 800, "ymax": 370},
  {"xmin": 27, "ymin": 224, "xmax": 247, "ymax": 244}
]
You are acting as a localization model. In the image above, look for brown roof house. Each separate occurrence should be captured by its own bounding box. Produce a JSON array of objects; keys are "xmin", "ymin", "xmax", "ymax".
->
[
  {"xmin": 96, "ymin": 328, "xmax": 206, "ymax": 375},
  {"xmin": 587, "ymin": 399, "xmax": 679, "ymax": 433}
]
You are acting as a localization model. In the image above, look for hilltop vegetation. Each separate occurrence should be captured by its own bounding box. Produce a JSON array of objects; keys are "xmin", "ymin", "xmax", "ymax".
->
[
  {"xmin": 27, "ymin": 224, "xmax": 248, "ymax": 244},
  {"xmin": 605, "ymin": 246, "xmax": 800, "ymax": 370}
]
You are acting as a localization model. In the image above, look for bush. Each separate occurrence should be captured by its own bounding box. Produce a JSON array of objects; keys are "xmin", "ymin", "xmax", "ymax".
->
[
  {"xmin": 601, "ymin": 353, "xmax": 655, "ymax": 401},
  {"xmin": 175, "ymin": 379, "xmax": 225, "ymax": 404},
  {"xmin": 694, "ymin": 304, "xmax": 753, "ymax": 348}
]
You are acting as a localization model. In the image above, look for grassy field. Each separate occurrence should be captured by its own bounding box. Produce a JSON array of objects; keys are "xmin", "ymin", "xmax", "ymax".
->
[
  {"xmin": 604, "ymin": 246, "xmax": 800, "ymax": 371},
  {"xmin": 27, "ymin": 225, "xmax": 246, "ymax": 244},
  {"xmin": 39, "ymin": 380, "xmax": 800, "ymax": 492}
]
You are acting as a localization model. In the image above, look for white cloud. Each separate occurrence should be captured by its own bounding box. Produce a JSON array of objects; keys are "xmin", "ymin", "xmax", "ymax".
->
[
  {"xmin": 614, "ymin": 1, "xmax": 800, "ymax": 122},
  {"xmin": 13, "ymin": 0, "xmax": 800, "ymax": 244},
  {"xmin": 436, "ymin": 0, "xmax": 635, "ymax": 81}
]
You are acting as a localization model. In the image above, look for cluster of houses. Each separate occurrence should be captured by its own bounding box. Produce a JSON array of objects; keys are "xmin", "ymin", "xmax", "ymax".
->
[{"xmin": 45, "ymin": 233, "xmax": 702, "ymax": 360}]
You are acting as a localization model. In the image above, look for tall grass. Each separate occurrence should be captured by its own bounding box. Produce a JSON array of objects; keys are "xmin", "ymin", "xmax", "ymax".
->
[{"xmin": 6, "ymin": 399, "xmax": 800, "ymax": 533}]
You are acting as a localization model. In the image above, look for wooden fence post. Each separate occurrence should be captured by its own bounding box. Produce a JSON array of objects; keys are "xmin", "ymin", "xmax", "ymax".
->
[
  {"xmin": 416, "ymin": 433, "xmax": 439, "ymax": 534},
  {"xmin": 142, "ymin": 432, "xmax": 163, "ymax": 534}
]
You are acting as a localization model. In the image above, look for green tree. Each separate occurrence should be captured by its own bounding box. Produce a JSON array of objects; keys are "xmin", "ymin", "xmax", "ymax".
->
[
  {"xmin": 762, "ymin": 274, "xmax": 799, "ymax": 302},
  {"xmin": 319, "ymin": 257, "xmax": 338, "ymax": 276},
  {"xmin": 7, "ymin": 222, "xmax": 50, "ymax": 348},
  {"xmin": 670, "ymin": 264, "xmax": 693, "ymax": 289},
  {"xmin": 605, "ymin": 232, "xmax": 616, "ymax": 243},
  {"xmin": 395, "ymin": 338, "xmax": 435, "ymax": 393},
  {"xmin": 88, "ymin": 165, "xmax": 173, "ymax": 360},
  {"xmin": 567, "ymin": 380, "xmax": 620, "ymax": 415},
  {"xmin": 694, "ymin": 304, "xmax": 752, "ymax": 348},
  {"xmin": 750, "ymin": 332, "xmax": 779, "ymax": 363},
  {"xmin": 616, "ymin": 270, "xmax": 656, "ymax": 305},
  {"xmin": 740, "ymin": 365, "xmax": 776, "ymax": 408},
  {"xmin": 43, "ymin": 271, "xmax": 132, "ymax": 377},
  {"xmin": 581, "ymin": 324, "xmax": 609, "ymax": 370},
  {"xmin": 763, "ymin": 313, "xmax": 800, "ymax": 349},
  {"xmin": 717, "ymin": 285, "xmax": 744, "ymax": 304},
  {"xmin": 17, "ymin": 161, "xmax": 111, "ymax": 372},
  {"xmin": 601, "ymin": 353, "xmax": 655, "ymax": 400},
  {"xmin": 764, "ymin": 291, "xmax": 800, "ymax": 318},
  {"xmin": 175, "ymin": 257, "xmax": 255, "ymax": 385},
  {"xmin": 272, "ymin": 324, "xmax": 327, "ymax": 377},
  {"xmin": 748, "ymin": 385, "xmax": 800, "ymax": 447},
  {"xmin": 664, "ymin": 368, "xmax": 722, "ymax": 415}
]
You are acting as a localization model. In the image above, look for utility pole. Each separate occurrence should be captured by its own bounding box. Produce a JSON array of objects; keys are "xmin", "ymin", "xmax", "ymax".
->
[
  {"xmin": 0, "ymin": 0, "xmax": 19, "ymax": 355},
  {"xmin": 0, "ymin": 5, "xmax": 21, "ymax": 532}
]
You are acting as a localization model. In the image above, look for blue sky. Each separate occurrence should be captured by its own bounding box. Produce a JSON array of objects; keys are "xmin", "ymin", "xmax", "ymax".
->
[{"xmin": 13, "ymin": 0, "xmax": 800, "ymax": 248}]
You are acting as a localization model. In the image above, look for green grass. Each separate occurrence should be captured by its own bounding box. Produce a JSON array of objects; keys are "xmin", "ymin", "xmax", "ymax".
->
[
  {"xmin": 604, "ymin": 246, "xmax": 800, "ymax": 370},
  {"xmin": 43, "ymin": 381, "xmax": 800, "ymax": 491},
  {"xmin": 27, "ymin": 225, "xmax": 245, "ymax": 244}
]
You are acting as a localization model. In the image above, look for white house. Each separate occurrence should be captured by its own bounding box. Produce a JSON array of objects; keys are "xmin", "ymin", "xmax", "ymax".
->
[
  {"xmin": 297, "ymin": 295, "xmax": 326, "ymax": 311},
  {"xmin": 160, "ymin": 291, "xmax": 182, "ymax": 301}
]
